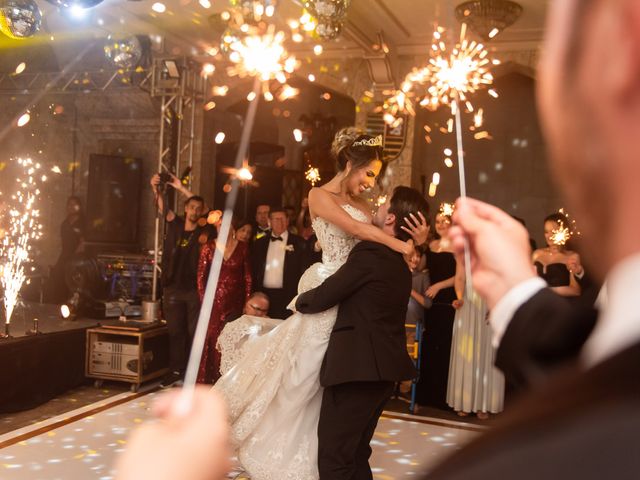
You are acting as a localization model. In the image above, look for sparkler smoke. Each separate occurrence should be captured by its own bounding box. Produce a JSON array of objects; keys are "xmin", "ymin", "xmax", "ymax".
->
[{"xmin": 0, "ymin": 158, "xmax": 43, "ymax": 326}]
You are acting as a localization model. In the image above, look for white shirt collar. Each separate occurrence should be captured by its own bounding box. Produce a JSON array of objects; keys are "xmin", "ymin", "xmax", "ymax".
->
[{"xmin": 582, "ymin": 252, "xmax": 640, "ymax": 366}]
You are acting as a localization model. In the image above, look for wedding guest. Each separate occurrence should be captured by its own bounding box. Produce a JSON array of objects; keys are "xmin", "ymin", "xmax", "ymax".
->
[
  {"xmin": 253, "ymin": 204, "xmax": 270, "ymax": 241},
  {"xmin": 400, "ymin": 246, "xmax": 432, "ymax": 396},
  {"xmin": 197, "ymin": 218, "xmax": 252, "ymax": 384},
  {"xmin": 415, "ymin": 207, "xmax": 457, "ymax": 411},
  {"xmin": 284, "ymin": 204, "xmax": 299, "ymax": 234},
  {"xmin": 532, "ymin": 213, "xmax": 581, "ymax": 297},
  {"xmin": 223, "ymin": 291, "xmax": 271, "ymax": 324},
  {"xmin": 234, "ymin": 219, "xmax": 253, "ymax": 243},
  {"xmin": 250, "ymin": 207, "xmax": 307, "ymax": 319},
  {"xmin": 296, "ymin": 197, "xmax": 315, "ymax": 240},
  {"xmin": 447, "ymin": 259, "xmax": 504, "ymax": 420}
]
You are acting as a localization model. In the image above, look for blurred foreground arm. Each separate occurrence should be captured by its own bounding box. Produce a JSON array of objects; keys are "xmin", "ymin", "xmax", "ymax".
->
[{"xmin": 116, "ymin": 387, "xmax": 230, "ymax": 480}]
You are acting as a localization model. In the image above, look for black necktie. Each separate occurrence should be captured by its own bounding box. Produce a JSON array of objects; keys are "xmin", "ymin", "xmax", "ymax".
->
[{"xmin": 271, "ymin": 236, "xmax": 283, "ymax": 242}]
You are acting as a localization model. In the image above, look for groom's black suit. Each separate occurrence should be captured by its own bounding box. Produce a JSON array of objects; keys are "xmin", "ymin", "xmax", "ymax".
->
[{"xmin": 296, "ymin": 240, "xmax": 416, "ymax": 480}]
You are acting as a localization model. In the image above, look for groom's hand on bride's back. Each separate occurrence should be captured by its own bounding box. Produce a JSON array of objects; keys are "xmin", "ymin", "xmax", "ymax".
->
[{"xmin": 116, "ymin": 387, "xmax": 231, "ymax": 480}]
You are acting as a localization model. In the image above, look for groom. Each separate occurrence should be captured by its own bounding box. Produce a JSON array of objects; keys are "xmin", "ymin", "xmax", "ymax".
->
[{"xmin": 295, "ymin": 186, "xmax": 430, "ymax": 480}]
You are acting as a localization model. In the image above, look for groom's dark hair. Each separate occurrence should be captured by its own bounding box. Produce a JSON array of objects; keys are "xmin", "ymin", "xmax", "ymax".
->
[{"xmin": 388, "ymin": 186, "xmax": 430, "ymax": 242}]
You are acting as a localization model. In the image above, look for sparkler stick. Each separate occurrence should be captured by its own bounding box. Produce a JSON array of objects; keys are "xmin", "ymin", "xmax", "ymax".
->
[
  {"xmin": 179, "ymin": 77, "xmax": 262, "ymax": 407},
  {"xmin": 453, "ymin": 98, "xmax": 473, "ymax": 295}
]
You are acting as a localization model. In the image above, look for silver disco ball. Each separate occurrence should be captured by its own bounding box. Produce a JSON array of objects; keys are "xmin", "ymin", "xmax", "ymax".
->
[
  {"xmin": 0, "ymin": 0, "xmax": 42, "ymax": 39},
  {"xmin": 315, "ymin": 18, "xmax": 343, "ymax": 40},
  {"xmin": 305, "ymin": 0, "xmax": 350, "ymax": 18},
  {"xmin": 104, "ymin": 36, "xmax": 143, "ymax": 69}
]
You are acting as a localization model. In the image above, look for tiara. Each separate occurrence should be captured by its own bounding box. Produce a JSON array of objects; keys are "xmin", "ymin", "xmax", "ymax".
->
[{"xmin": 352, "ymin": 135, "xmax": 383, "ymax": 148}]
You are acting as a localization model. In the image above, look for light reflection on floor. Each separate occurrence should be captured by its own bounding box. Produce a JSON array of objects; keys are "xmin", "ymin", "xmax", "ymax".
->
[{"xmin": 0, "ymin": 392, "xmax": 479, "ymax": 479}]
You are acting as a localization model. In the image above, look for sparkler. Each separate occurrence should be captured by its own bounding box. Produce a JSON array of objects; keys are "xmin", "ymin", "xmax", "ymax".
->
[
  {"xmin": 305, "ymin": 166, "xmax": 321, "ymax": 186},
  {"xmin": 181, "ymin": 21, "xmax": 302, "ymax": 406},
  {"xmin": 439, "ymin": 202, "xmax": 455, "ymax": 217},
  {"xmin": 383, "ymin": 24, "xmax": 498, "ymax": 297},
  {"xmin": 0, "ymin": 158, "xmax": 43, "ymax": 334},
  {"xmin": 550, "ymin": 222, "xmax": 571, "ymax": 246}
]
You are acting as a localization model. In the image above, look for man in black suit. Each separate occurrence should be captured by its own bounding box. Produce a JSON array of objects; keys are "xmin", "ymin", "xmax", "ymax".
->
[
  {"xmin": 432, "ymin": 0, "xmax": 640, "ymax": 476},
  {"xmin": 295, "ymin": 186, "xmax": 430, "ymax": 480},
  {"xmin": 251, "ymin": 207, "xmax": 307, "ymax": 319}
]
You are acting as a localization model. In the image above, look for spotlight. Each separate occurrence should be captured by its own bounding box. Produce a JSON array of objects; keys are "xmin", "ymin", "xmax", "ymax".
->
[
  {"xmin": 163, "ymin": 60, "xmax": 180, "ymax": 79},
  {"xmin": 61, "ymin": 292, "xmax": 80, "ymax": 320},
  {"xmin": 69, "ymin": 4, "xmax": 88, "ymax": 19}
]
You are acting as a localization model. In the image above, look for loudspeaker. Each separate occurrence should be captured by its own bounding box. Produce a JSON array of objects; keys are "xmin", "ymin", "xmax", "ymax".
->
[{"xmin": 85, "ymin": 155, "xmax": 142, "ymax": 245}]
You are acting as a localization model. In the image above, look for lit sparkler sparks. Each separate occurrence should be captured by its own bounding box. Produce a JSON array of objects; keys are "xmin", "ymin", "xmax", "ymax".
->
[
  {"xmin": 227, "ymin": 25, "xmax": 299, "ymax": 83},
  {"xmin": 550, "ymin": 221, "xmax": 571, "ymax": 246},
  {"xmin": 439, "ymin": 202, "xmax": 455, "ymax": 217},
  {"xmin": 422, "ymin": 23, "xmax": 494, "ymax": 113},
  {"xmin": 0, "ymin": 158, "xmax": 43, "ymax": 327},
  {"xmin": 305, "ymin": 166, "xmax": 321, "ymax": 186}
]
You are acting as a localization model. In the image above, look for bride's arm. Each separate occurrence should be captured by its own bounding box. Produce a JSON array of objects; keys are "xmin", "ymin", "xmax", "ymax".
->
[{"xmin": 308, "ymin": 188, "xmax": 426, "ymax": 256}]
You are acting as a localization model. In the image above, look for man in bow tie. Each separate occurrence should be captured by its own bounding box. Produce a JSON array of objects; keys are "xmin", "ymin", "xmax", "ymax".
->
[{"xmin": 250, "ymin": 207, "xmax": 308, "ymax": 319}]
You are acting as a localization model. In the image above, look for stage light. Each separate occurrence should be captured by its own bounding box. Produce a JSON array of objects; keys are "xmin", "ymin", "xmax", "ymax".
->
[
  {"xmin": 163, "ymin": 60, "xmax": 180, "ymax": 78},
  {"xmin": 152, "ymin": 2, "xmax": 166, "ymax": 13},
  {"xmin": 61, "ymin": 304, "xmax": 71, "ymax": 318},
  {"xmin": 215, "ymin": 132, "xmax": 225, "ymax": 144},
  {"xmin": 69, "ymin": 4, "xmax": 88, "ymax": 19},
  {"xmin": 16, "ymin": 112, "xmax": 30, "ymax": 127},
  {"xmin": 313, "ymin": 44, "xmax": 323, "ymax": 56},
  {"xmin": 293, "ymin": 129, "xmax": 303, "ymax": 142}
]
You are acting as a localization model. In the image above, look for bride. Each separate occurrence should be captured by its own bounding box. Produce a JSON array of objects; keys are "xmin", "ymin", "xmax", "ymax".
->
[{"xmin": 214, "ymin": 127, "xmax": 427, "ymax": 479}]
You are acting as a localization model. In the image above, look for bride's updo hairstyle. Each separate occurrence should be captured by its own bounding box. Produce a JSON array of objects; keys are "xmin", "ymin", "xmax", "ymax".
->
[{"xmin": 331, "ymin": 127, "xmax": 387, "ymax": 180}]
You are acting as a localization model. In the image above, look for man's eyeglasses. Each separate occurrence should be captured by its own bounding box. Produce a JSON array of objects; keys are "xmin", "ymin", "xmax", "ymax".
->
[{"xmin": 248, "ymin": 303, "xmax": 268, "ymax": 313}]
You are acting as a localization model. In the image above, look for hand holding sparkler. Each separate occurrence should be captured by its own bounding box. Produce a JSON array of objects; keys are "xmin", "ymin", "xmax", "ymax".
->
[{"xmin": 448, "ymin": 197, "xmax": 536, "ymax": 310}]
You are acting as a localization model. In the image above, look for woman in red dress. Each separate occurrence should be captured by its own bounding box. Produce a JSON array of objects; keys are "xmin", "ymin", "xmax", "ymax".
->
[{"xmin": 196, "ymin": 220, "xmax": 252, "ymax": 383}]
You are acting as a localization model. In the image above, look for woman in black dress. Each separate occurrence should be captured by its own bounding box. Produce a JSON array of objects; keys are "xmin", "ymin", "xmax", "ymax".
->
[{"xmin": 416, "ymin": 208, "xmax": 457, "ymax": 411}]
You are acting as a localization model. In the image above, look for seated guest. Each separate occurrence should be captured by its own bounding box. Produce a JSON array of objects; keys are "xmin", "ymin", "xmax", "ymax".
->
[
  {"xmin": 225, "ymin": 291, "xmax": 271, "ymax": 322},
  {"xmin": 250, "ymin": 207, "xmax": 307, "ymax": 319},
  {"xmin": 532, "ymin": 213, "xmax": 581, "ymax": 297},
  {"xmin": 196, "ymin": 218, "xmax": 252, "ymax": 384}
]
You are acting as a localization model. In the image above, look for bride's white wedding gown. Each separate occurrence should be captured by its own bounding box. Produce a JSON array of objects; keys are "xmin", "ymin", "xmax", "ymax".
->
[{"xmin": 214, "ymin": 204, "xmax": 367, "ymax": 480}]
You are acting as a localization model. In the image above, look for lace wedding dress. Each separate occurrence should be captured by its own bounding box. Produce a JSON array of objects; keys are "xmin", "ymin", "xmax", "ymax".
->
[{"xmin": 215, "ymin": 204, "xmax": 368, "ymax": 480}]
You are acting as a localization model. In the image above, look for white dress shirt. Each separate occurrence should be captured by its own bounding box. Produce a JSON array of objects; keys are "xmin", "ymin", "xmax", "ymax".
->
[
  {"xmin": 263, "ymin": 230, "xmax": 288, "ymax": 289},
  {"xmin": 489, "ymin": 252, "xmax": 640, "ymax": 367}
]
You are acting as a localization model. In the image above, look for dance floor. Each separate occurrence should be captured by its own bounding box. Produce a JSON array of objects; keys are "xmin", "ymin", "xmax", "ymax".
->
[{"xmin": 0, "ymin": 392, "xmax": 481, "ymax": 479}]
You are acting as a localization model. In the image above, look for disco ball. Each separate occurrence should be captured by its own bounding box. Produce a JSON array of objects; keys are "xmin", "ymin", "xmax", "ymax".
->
[
  {"xmin": 42, "ymin": 0, "xmax": 104, "ymax": 7},
  {"xmin": 104, "ymin": 36, "xmax": 143, "ymax": 69},
  {"xmin": 304, "ymin": 0, "xmax": 350, "ymax": 19},
  {"xmin": 0, "ymin": 0, "xmax": 42, "ymax": 40},
  {"xmin": 315, "ymin": 18, "xmax": 343, "ymax": 40}
]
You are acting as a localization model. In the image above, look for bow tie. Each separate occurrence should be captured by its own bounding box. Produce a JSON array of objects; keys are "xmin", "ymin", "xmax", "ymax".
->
[{"xmin": 270, "ymin": 236, "xmax": 283, "ymax": 242}]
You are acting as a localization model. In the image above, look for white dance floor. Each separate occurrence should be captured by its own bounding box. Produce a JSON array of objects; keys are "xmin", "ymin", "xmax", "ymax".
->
[{"xmin": 0, "ymin": 392, "xmax": 480, "ymax": 479}]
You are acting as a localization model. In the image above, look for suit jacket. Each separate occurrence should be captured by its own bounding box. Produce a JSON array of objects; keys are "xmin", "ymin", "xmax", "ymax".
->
[
  {"xmin": 425, "ymin": 288, "xmax": 640, "ymax": 479},
  {"xmin": 496, "ymin": 288, "xmax": 598, "ymax": 391},
  {"xmin": 250, "ymin": 232, "xmax": 307, "ymax": 300},
  {"xmin": 426, "ymin": 341, "xmax": 640, "ymax": 479},
  {"xmin": 295, "ymin": 241, "xmax": 417, "ymax": 387}
]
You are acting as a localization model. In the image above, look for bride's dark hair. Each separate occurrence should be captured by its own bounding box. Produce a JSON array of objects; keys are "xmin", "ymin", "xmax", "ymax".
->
[{"xmin": 331, "ymin": 127, "xmax": 387, "ymax": 179}]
